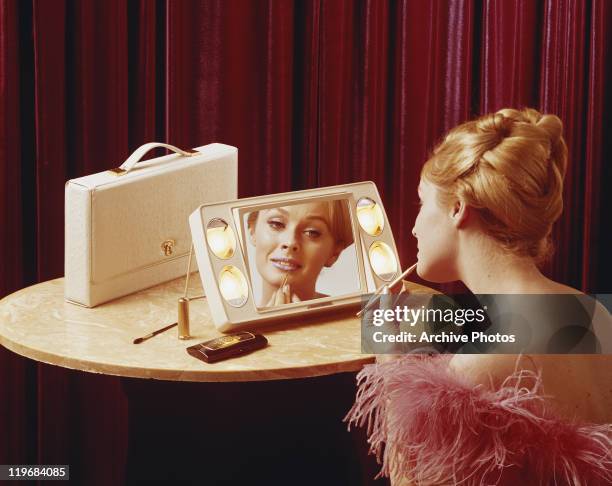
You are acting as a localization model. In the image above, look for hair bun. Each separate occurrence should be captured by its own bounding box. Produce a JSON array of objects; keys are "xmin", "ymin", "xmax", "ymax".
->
[
  {"xmin": 497, "ymin": 108, "xmax": 563, "ymax": 147},
  {"xmin": 535, "ymin": 114, "xmax": 563, "ymax": 146},
  {"xmin": 476, "ymin": 113, "xmax": 513, "ymax": 139}
]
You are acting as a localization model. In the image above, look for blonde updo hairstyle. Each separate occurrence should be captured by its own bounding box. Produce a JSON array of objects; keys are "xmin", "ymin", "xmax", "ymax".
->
[{"xmin": 421, "ymin": 108, "xmax": 568, "ymax": 264}]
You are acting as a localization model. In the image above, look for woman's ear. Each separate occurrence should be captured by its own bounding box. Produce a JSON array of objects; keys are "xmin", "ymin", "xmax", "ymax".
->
[
  {"xmin": 248, "ymin": 226, "xmax": 256, "ymax": 246},
  {"xmin": 450, "ymin": 199, "xmax": 469, "ymax": 228}
]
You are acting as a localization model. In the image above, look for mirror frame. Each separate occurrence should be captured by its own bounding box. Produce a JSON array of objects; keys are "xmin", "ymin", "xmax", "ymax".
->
[{"xmin": 189, "ymin": 181, "xmax": 401, "ymax": 331}]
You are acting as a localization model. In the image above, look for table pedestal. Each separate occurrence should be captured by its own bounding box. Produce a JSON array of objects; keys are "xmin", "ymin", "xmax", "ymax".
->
[{"xmin": 123, "ymin": 372, "xmax": 385, "ymax": 485}]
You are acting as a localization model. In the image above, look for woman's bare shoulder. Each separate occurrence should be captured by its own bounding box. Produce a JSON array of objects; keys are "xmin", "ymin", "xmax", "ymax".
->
[
  {"xmin": 539, "ymin": 278, "xmax": 580, "ymax": 294},
  {"xmin": 448, "ymin": 354, "xmax": 527, "ymax": 388},
  {"xmin": 450, "ymin": 353, "xmax": 612, "ymax": 422}
]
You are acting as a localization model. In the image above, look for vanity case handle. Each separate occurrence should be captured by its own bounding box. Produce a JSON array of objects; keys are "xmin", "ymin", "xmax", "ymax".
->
[{"xmin": 109, "ymin": 142, "xmax": 199, "ymax": 176}]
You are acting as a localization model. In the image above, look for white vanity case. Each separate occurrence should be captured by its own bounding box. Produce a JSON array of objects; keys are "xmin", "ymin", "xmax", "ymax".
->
[{"xmin": 65, "ymin": 142, "xmax": 237, "ymax": 307}]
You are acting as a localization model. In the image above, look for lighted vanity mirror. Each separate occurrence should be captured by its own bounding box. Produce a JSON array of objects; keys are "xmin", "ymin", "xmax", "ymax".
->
[{"xmin": 189, "ymin": 182, "xmax": 401, "ymax": 331}]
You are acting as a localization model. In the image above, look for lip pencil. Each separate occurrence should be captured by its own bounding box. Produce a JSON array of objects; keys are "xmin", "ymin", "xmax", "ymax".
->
[
  {"xmin": 272, "ymin": 272, "xmax": 289, "ymax": 306},
  {"xmin": 356, "ymin": 262, "xmax": 418, "ymax": 318},
  {"xmin": 133, "ymin": 322, "xmax": 178, "ymax": 344}
]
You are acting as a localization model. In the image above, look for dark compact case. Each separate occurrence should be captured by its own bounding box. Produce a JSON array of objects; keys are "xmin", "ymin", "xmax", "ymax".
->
[{"xmin": 186, "ymin": 331, "xmax": 268, "ymax": 363}]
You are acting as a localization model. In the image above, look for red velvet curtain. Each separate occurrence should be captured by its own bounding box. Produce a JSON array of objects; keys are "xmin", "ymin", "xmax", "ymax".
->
[{"xmin": 1, "ymin": 1, "xmax": 611, "ymax": 484}]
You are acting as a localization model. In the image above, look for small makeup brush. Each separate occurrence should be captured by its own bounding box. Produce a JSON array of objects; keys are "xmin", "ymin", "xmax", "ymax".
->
[
  {"xmin": 133, "ymin": 322, "xmax": 178, "ymax": 344},
  {"xmin": 356, "ymin": 262, "xmax": 418, "ymax": 317}
]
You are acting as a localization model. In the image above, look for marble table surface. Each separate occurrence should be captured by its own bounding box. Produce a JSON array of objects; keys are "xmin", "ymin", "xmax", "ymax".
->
[{"xmin": 0, "ymin": 276, "xmax": 433, "ymax": 382}]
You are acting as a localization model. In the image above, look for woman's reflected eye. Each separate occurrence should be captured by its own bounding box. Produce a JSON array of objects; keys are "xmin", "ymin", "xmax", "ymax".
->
[
  {"xmin": 267, "ymin": 219, "xmax": 285, "ymax": 231},
  {"xmin": 304, "ymin": 229, "xmax": 322, "ymax": 239}
]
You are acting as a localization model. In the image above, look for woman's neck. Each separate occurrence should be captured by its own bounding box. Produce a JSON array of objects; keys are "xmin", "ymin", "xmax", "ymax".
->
[{"xmin": 456, "ymin": 236, "xmax": 555, "ymax": 294}]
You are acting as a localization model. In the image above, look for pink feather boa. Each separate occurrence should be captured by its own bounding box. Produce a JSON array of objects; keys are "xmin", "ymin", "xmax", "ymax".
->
[{"xmin": 345, "ymin": 356, "xmax": 612, "ymax": 485}]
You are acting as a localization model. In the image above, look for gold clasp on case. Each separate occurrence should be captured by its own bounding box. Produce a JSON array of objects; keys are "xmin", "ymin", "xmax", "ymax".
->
[{"xmin": 162, "ymin": 239, "xmax": 176, "ymax": 256}]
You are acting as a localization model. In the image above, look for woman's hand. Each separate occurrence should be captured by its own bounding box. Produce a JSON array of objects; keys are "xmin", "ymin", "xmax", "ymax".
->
[{"xmin": 264, "ymin": 284, "xmax": 302, "ymax": 306}]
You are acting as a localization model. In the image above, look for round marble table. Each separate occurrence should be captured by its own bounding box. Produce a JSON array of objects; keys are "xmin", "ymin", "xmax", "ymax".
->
[
  {"xmin": 0, "ymin": 276, "xmax": 434, "ymax": 485},
  {"xmin": 0, "ymin": 276, "xmax": 433, "ymax": 382}
]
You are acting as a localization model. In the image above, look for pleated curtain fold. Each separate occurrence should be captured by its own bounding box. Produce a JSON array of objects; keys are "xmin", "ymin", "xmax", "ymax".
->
[{"xmin": 1, "ymin": 1, "xmax": 611, "ymax": 483}]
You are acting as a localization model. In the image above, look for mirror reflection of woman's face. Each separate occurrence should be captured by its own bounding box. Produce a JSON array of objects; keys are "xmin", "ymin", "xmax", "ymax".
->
[{"xmin": 250, "ymin": 202, "xmax": 339, "ymax": 301}]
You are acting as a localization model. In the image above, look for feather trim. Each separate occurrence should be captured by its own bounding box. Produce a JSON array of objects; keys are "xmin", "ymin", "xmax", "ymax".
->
[{"xmin": 345, "ymin": 356, "xmax": 612, "ymax": 485}]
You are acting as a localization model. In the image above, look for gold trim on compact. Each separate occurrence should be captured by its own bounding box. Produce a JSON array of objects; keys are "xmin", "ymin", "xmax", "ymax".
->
[
  {"xmin": 161, "ymin": 239, "xmax": 176, "ymax": 256},
  {"xmin": 203, "ymin": 332, "xmax": 255, "ymax": 351}
]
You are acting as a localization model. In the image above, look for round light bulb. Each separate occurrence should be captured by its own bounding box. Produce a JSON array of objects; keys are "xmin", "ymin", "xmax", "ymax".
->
[
  {"xmin": 368, "ymin": 241, "xmax": 398, "ymax": 281},
  {"xmin": 218, "ymin": 266, "xmax": 249, "ymax": 307},
  {"xmin": 356, "ymin": 198, "xmax": 384, "ymax": 236},
  {"xmin": 206, "ymin": 219, "xmax": 236, "ymax": 259},
  {"xmin": 208, "ymin": 227, "xmax": 230, "ymax": 257}
]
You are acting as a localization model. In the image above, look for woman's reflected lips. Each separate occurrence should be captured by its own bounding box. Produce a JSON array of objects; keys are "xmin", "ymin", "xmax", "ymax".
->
[{"xmin": 270, "ymin": 257, "xmax": 302, "ymax": 271}]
